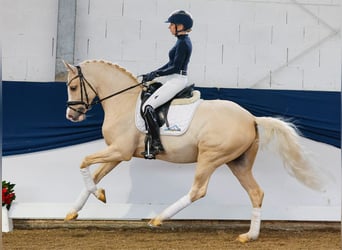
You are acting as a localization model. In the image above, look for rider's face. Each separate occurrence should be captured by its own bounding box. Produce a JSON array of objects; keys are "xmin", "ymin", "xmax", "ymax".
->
[
  {"xmin": 168, "ymin": 23, "xmax": 176, "ymax": 35},
  {"xmin": 168, "ymin": 23, "xmax": 184, "ymax": 36}
]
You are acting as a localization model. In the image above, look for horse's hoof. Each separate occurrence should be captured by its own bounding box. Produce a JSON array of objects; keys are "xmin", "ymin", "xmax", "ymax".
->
[
  {"xmin": 64, "ymin": 212, "xmax": 78, "ymax": 221},
  {"xmin": 148, "ymin": 218, "xmax": 162, "ymax": 228},
  {"xmin": 97, "ymin": 188, "xmax": 106, "ymax": 203},
  {"xmin": 236, "ymin": 233, "xmax": 250, "ymax": 243}
]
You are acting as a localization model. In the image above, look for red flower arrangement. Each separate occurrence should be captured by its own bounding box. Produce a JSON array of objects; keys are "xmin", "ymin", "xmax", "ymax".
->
[{"xmin": 2, "ymin": 181, "xmax": 16, "ymax": 210}]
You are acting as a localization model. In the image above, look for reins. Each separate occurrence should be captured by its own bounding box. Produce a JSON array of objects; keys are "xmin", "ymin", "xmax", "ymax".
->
[{"xmin": 67, "ymin": 65, "xmax": 143, "ymax": 114}]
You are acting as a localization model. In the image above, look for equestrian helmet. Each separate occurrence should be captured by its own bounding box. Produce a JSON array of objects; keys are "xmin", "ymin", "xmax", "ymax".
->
[{"xmin": 165, "ymin": 10, "xmax": 193, "ymax": 30}]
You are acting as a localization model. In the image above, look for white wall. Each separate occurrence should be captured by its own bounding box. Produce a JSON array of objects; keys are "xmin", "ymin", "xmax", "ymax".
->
[
  {"xmin": 2, "ymin": 0, "xmax": 59, "ymax": 81},
  {"xmin": 2, "ymin": 0, "xmax": 339, "ymax": 89},
  {"xmin": 2, "ymin": 137, "xmax": 340, "ymax": 221},
  {"xmin": 73, "ymin": 0, "xmax": 341, "ymax": 90}
]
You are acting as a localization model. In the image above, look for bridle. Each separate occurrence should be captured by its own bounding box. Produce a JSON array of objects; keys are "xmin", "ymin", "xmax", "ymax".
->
[{"xmin": 66, "ymin": 65, "xmax": 143, "ymax": 114}]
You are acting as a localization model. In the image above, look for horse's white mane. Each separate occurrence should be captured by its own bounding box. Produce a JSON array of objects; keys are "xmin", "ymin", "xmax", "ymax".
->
[{"xmin": 81, "ymin": 59, "xmax": 138, "ymax": 81}]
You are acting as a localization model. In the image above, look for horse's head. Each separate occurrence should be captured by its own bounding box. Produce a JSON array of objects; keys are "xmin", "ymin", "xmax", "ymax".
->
[{"xmin": 63, "ymin": 61, "xmax": 97, "ymax": 122}]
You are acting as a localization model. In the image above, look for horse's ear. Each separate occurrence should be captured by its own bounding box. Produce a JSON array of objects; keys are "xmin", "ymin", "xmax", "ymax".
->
[{"xmin": 63, "ymin": 60, "xmax": 77, "ymax": 74}]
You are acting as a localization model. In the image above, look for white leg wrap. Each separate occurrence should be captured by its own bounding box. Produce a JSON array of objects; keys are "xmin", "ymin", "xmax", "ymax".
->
[
  {"xmin": 71, "ymin": 188, "xmax": 91, "ymax": 213},
  {"xmin": 159, "ymin": 194, "xmax": 192, "ymax": 220},
  {"xmin": 247, "ymin": 207, "xmax": 261, "ymax": 240},
  {"xmin": 80, "ymin": 168, "xmax": 97, "ymax": 194}
]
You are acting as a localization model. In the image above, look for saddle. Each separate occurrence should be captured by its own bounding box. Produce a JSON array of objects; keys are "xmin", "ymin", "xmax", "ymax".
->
[{"xmin": 140, "ymin": 82, "xmax": 198, "ymax": 129}]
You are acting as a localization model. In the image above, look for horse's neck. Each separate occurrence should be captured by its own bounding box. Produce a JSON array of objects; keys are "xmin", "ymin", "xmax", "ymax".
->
[
  {"xmin": 101, "ymin": 90, "xmax": 139, "ymax": 114},
  {"xmin": 96, "ymin": 75, "xmax": 140, "ymax": 116},
  {"xmin": 84, "ymin": 62, "xmax": 141, "ymax": 119}
]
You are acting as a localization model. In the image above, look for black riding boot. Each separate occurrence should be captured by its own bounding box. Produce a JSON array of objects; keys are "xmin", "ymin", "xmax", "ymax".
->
[{"xmin": 142, "ymin": 105, "xmax": 165, "ymax": 159}]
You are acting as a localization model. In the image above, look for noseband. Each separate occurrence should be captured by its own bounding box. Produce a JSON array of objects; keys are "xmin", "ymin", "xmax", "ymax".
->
[{"xmin": 66, "ymin": 65, "xmax": 142, "ymax": 114}]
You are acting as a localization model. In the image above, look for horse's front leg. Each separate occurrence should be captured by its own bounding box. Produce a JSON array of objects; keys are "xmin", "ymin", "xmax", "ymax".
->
[
  {"xmin": 79, "ymin": 166, "xmax": 106, "ymax": 202},
  {"xmin": 65, "ymin": 161, "xmax": 119, "ymax": 221},
  {"xmin": 65, "ymin": 188, "xmax": 90, "ymax": 221},
  {"xmin": 65, "ymin": 147, "xmax": 122, "ymax": 221}
]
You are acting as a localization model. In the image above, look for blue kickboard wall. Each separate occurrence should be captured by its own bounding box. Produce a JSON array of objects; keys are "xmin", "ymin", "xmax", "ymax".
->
[{"xmin": 3, "ymin": 81, "xmax": 340, "ymax": 156}]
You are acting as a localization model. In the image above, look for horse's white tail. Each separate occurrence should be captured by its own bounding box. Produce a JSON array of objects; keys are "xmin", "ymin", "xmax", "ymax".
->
[{"xmin": 255, "ymin": 117, "xmax": 327, "ymax": 192}]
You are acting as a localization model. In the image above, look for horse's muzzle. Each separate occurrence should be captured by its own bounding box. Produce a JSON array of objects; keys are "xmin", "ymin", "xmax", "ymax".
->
[{"xmin": 66, "ymin": 106, "xmax": 87, "ymax": 122}]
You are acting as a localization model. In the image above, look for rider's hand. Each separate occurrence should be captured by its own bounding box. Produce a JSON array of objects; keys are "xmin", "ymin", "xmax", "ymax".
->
[{"xmin": 142, "ymin": 71, "xmax": 158, "ymax": 82}]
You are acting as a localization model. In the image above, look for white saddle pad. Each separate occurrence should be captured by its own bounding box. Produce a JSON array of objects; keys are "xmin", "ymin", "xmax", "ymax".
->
[{"xmin": 135, "ymin": 92, "xmax": 202, "ymax": 136}]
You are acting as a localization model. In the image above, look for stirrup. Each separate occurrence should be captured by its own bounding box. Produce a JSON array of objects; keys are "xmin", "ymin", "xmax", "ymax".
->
[
  {"xmin": 141, "ymin": 145, "xmax": 164, "ymax": 159},
  {"xmin": 143, "ymin": 152, "xmax": 156, "ymax": 159},
  {"xmin": 143, "ymin": 152, "xmax": 156, "ymax": 160},
  {"xmin": 141, "ymin": 135, "xmax": 157, "ymax": 159}
]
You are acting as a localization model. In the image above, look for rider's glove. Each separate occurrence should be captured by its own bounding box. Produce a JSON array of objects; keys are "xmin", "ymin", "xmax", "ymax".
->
[{"xmin": 142, "ymin": 71, "xmax": 158, "ymax": 82}]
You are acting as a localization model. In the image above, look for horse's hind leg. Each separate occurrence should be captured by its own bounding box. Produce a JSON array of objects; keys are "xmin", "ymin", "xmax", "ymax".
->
[
  {"xmin": 149, "ymin": 154, "xmax": 218, "ymax": 227},
  {"xmin": 228, "ymin": 139, "xmax": 264, "ymax": 243}
]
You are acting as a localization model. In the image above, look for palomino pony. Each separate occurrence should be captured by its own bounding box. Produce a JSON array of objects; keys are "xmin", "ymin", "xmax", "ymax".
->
[{"xmin": 63, "ymin": 60, "xmax": 325, "ymax": 243}]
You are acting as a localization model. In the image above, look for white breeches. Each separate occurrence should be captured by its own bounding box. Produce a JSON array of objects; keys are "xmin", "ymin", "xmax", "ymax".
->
[{"xmin": 142, "ymin": 74, "xmax": 189, "ymax": 110}]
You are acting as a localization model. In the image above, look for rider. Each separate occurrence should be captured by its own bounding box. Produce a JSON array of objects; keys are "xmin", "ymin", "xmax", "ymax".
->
[{"xmin": 141, "ymin": 10, "xmax": 193, "ymax": 159}]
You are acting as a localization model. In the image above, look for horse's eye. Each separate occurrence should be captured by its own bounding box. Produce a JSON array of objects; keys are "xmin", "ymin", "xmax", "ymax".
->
[{"xmin": 70, "ymin": 85, "xmax": 77, "ymax": 91}]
